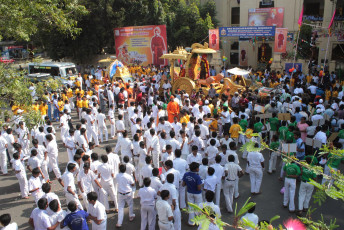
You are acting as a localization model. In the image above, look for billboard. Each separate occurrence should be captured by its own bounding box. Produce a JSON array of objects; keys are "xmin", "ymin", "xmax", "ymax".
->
[
  {"xmin": 219, "ymin": 26, "xmax": 275, "ymax": 37},
  {"xmin": 285, "ymin": 63, "xmax": 303, "ymax": 72},
  {"xmin": 209, "ymin": 29, "xmax": 219, "ymax": 50},
  {"xmin": 248, "ymin": 7, "xmax": 284, "ymax": 27},
  {"xmin": 114, "ymin": 25, "xmax": 167, "ymax": 66},
  {"xmin": 274, "ymin": 28, "xmax": 288, "ymax": 53}
]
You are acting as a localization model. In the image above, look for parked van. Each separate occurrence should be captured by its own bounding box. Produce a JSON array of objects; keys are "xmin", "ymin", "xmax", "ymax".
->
[{"xmin": 27, "ymin": 62, "xmax": 78, "ymax": 85}]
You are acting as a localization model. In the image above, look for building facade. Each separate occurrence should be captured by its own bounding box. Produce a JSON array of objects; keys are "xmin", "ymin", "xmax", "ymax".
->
[{"xmin": 202, "ymin": 0, "xmax": 344, "ymax": 73}]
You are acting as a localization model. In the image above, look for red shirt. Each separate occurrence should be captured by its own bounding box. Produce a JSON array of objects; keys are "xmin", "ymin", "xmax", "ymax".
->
[{"xmin": 118, "ymin": 92, "xmax": 125, "ymax": 104}]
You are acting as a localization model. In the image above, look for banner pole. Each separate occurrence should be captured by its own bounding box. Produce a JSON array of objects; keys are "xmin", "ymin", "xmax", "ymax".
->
[
  {"xmin": 323, "ymin": 34, "xmax": 330, "ymax": 70},
  {"xmin": 291, "ymin": 28, "xmax": 300, "ymax": 78}
]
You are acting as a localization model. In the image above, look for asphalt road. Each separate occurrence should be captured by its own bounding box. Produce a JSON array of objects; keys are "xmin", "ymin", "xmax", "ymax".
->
[{"xmin": 1, "ymin": 111, "xmax": 343, "ymax": 230}]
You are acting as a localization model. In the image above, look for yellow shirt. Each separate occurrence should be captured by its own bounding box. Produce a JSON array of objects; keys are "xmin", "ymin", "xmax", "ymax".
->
[
  {"xmin": 87, "ymin": 91, "xmax": 93, "ymax": 96},
  {"xmin": 209, "ymin": 120, "xmax": 218, "ymax": 132},
  {"xmin": 39, "ymin": 104, "xmax": 48, "ymax": 115},
  {"xmin": 82, "ymin": 100, "xmax": 89, "ymax": 108},
  {"xmin": 58, "ymin": 101, "xmax": 64, "ymax": 111},
  {"xmin": 75, "ymin": 81, "xmax": 81, "ymax": 87},
  {"xmin": 67, "ymin": 89, "xmax": 73, "ymax": 98},
  {"xmin": 76, "ymin": 100, "xmax": 83, "ymax": 108},
  {"xmin": 180, "ymin": 115, "xmax": 190, "ymax": 124},
  {"xmin": 325, "ymin": 90, "xmax": 331, "ymax": 101},
  {"xmin": 32, "ymin": 104, "xmax": 39, "ymax": 111},
  {"xmin": 12, "ymin": 105, "xmax": 19, "ymax": 115},
  {"xmin": 229, "ymin": 124, "xmax": 242, "ymax": 138},
  {"xmin": 79, "ymin": 90, "xmax": 85, "ymax": 98},
  {"xmin": 306, "ymin": 75, "xmax": 312, "ymax": 83},
  {"xmin": 75, "ymin": 88, "xmax": 80, "ymax": 96},
  {"xmin": 208, "ymin": 104, "xmax": 214, "ymax": 115},
  {"xmin": 245, "ymin": 128, "xmax": 254, "ymax": 139},
  {"xmin": 62, "ymin": 94, "xmax": 68, "ymax": 102},
  {"xmin": 333, "ymin": 91, "xmax": 338, "ymax": 98}
]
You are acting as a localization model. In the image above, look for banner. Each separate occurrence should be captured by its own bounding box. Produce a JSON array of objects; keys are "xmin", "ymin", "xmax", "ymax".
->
[
  {"xmin": 239, "ymin": 48, "xmax": 248, "ymax": 66},
  {"xmin": 209, "ymin": 29, "xmax": 219, "ymax": 50},
  {"xmin": 274, "ymin": 28, "xmax": 288, "ymax": 53},
  {"xmin": 220, "ymin": 26, "xmax": 275, "ymax": 37},
  {"xmin": 114, "ymin": 25, "xmax": 167, "ymax": 66},
  {"xmin": 285, "ymin": 63, "xmax": 302, "ymax": 72},
  {"xmin": 248, "ymin": 7, "xmax": 284, "ymax": 27}
]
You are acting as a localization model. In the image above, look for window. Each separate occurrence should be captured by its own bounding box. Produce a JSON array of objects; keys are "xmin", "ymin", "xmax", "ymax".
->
[
  {"xmin": 303, "ymin": 0, "xmax": 324, "ymax": 21},
  {"xmin": 231, "ymin": 42, "xmax": 239, "ymax": 50},
  {"xmin": 259, "ymin": 0, "xmax": 274, "ymax": 8},
  {"xmin": 231, "ymin": 7, "xmax": 240, "ymax": 25},
  {"xmin": 230, "ymin": 52, "xmax": 239, "ymax": 65}
]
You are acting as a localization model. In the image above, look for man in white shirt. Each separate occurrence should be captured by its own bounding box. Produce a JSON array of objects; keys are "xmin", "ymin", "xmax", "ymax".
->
[
  {"xmin": 173, "ymin": 150, "xmax": 188, "ymax": 209},
  {"xmin": 240, "ymin": 205, "xmax": 259, "ymax": 230},
  {"xmin": 96, "ymin": 109, "xmax": 108, "ymax": 143},
  {"xmin": 63, "ymin": 163, "xmax": 83, "ymax": 210},
  {"xmin": 115, "ymin": 130, "xmax": 133, "ymax": 161},
  {"xmin": 247, "ymin": 143, "xmax": 265, "ymax": 194},
  {"xmin": 64, "ymin": 129, "xmax": 76, "ymax": 162},
  {"xmin": 45, "ymin": 134, "xmax": 63, "ymax": 185},
  {"xmin": 108, "ymin": 104, "xmax": 116, "ymax": 139},
  {"xmin": 59, "ymin": 110, "xmax": 69, "ymax": 143},
  {"xmin": 156, "ymin": 190, "xmax": 174, "ymax": 230},
  {"xmin": 87, "ymin": 192, "xmax": 107, "ymax": 230},
  {"xmin": 116, "ymin": 164, "xmax": 135, "ymax": 228},
  {"xmin": 223, "ymin": 155, "xmax": 243, "ymax": 213},
  {"xmin": 211, "ymin": 155, "xmax": 224, "ymax": 206},
  {"xmin": 147, "ymin": 129, "xmax": 160, "ymax": 168},
  {"xmin": 138, "ymin": 177, "xmax": 157, "ymax": 230},
  {"xmin": 29, "ymin": 198, "xmax": 58, "ymax": 230},
  {"xmin": 0, "ymin": 213, "xmax": 18, "ymax": 230},
  {"xmin": 98, "ymin": 155, "xmax": 118, "ymax": 213},
  {"xmin": 0, "ymin": 132, "xmax": 8, "ymax": 175},
  {"xmin": 85, "ymin": 109, "xmax": 99, "ymax": 146}
]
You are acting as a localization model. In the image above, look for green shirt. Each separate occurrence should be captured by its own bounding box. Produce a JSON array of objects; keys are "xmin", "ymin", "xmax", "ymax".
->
[
  {"xmin": 254, "ymin": 122, "xmax": 263, "ymax": 133},
  {"xmin": 285, "ymin": 131, "xmax": 295, "ymax": 143},
  {"xmin": 278, "ymin": 126, "xmax": 288, "ymax": 141},
  {"xmin": 339, "ymin": 130, "xmax": 344, "ymax": 139},
  {"xmin": 283, "ymin": 163, "xmax": 301, "ymax": 178},
  {"xmin": 269, "ymin": 117, "xmax": 279, "ymax": 131},
  {"xmin": 326, "ymin": 153, "xmax": 343, "ymax": 169},
  {"xmin": 269, "ymin": 142, "xmax": 280, "ymax": 151},
  {"xmin": 239, "ymin": 119, "xmax": 248, "ymax": 132},
  {"xmin": 301, "ymin": 167, "xmax": 316, "ymax": 182},
  {"xmin": 288, "ymin": 121, "xmax": 297, "ymax": 128},
  {"xmin": 305, "ymin": 155, "xmax": 318, "ymax": 166}
]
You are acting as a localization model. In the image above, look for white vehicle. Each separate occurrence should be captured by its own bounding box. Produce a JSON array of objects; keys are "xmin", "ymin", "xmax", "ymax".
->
[{"xmin": 27, "ymin": 62, "xmax": 78, "ymax": 85}]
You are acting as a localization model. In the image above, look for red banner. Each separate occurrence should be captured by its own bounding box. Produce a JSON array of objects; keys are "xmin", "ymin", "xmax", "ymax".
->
[
  {"xmin": 274, "ymin": 28, "xmax": 288, "ymax": 53},
  {"xmin": 248, "ymin": 7, "xmax": 284, "ymax": 28},
  {"xmin": 114, "ymin": 25, "xmax": 167, "ymax": 66},
  {"xmin": 209, "ymin": 29, "xmax": 219, "ymax": 50}
]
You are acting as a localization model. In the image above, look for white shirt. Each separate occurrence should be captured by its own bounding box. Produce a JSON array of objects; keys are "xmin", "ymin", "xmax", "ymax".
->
[
  {"xmin": 1, "ymin": 222, "xmax": 18, "ymax": 230},
  {"xmin": 88, "ymin": 201, "xmax": 107, "ymax": 230},
  {"xmin": 241, "ymin": 213, "xmax": 259, "ymax": 230},
  {"xmin": 150, "ymin": 176, "xmax": 162, "ymax": 193},
  {"xmin": 117, "ymin": 138, "xmax": 133, "ymax": 158},
  {"xmin": 77, "ymin": 169, "xmax": 97, "ymax": 193},
  {"xmin": 30, "ymin": 208, "xmax": 51, "ymax": 230},
  {"xmin": 211, "ymin": 163, "xmax": 224, "ymax": 184},
  {"xmin": 159, "ymin": 182, "xmax": 178, "ymax": 207},
  {"xmin": 98, "ymin": 163, "xmax": 114, "ymax": 182},
  {"xmin": 96, "ymin": 113, "xmax": 106, "ymax": 127},
  {"xmin": 116, "ymin": 173, "xmax": 134, "ymax": 194},
  {"xmin": 247, "ymin": 151, "xmax": 264, "ymax": 168},
  {"xmin": 13, "ymin": 159, "xmax": 26, "ymax": 176},
  {"xmin": 46, "ymin": 141, "xmax": 58, "ymax": 157},
  {"xmin": 28, "ymin": 176, "xmax": 43, "ymax": 201},
  {"xmin": 204, "ymin": 175, "xmax": 217, "ymax": 192},
  {"xmin": 107, "ymin": 153, "xmax": 120, "ymax": 175},
  {"xmin": 221, "ymin": 111, "xmax": 231, "ymax": 123},
  {"xmin": 173, "ymin": 158, "xmax": 188, "ymax": 178},
  {"xmin": 138, "ymin": 186, "xmax": 157, "ymax": 206},
  {"xmin": 314, "ymin": 131, "xmax": 327, "ymax": 144},
  {"xmin": 187, "ymin": 153, "xmax": 202, "ymax": 165},
  {"xmin": 141, "ymin": 164, "xmax": 153, "ymax": 179},
  {"xmin": 225, "ymin": 162, "xmax": 242, "ymax": 181},
  {"xmin": 63, "ymin": 171, "xmax": 76, "ymax": 193},
  {"xmin": 47, "ymin": 209, "xmax": 67, "ymax": 230},
  {"xmin": 156, "ymin": 199, "xmax": 173, "ymax": 224}
]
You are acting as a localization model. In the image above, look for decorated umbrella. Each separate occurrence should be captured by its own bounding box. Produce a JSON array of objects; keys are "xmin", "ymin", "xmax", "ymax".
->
[{"xmin": 109, "ymin": 59, "xmax": 125, "ymax": 80}]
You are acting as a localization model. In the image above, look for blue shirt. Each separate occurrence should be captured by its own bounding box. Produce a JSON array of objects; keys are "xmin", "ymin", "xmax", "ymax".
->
[
  {"xmin": 296, "ymin": 138, "xmax": 305, "ymax": 159},
  {"xmin": 183, "ymin": 171, "xmax": 202, "ymax": 194},
  {"xmin": 63, "ymin": 210, "xmax": 89, "ymax": 230},
  {"xmin": 294, "ymin": 112, "xmax": 303, "ymax": 123}
]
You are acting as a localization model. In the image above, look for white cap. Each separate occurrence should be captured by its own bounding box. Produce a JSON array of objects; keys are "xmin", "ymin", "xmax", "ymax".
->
[
  {"xmin": 316, "ymin": 109, "xmax": 322, "ymax": 114},
  {"xmin": 205, "ymin": 100, "xmax": 209, "ymax": 105},
  {"xmin": 235, "ymin": 92, "xmax": 239, "ymax": 95},
  {"xmin": 17, "ymin": 109, "xmax": 24, "ymax": 113},
  {"xmin": 319, "ymin": 99, "xmax": 323, "ymax": 104}
]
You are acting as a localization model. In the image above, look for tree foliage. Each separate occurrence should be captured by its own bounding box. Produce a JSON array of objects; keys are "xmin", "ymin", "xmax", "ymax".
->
[
  {"xmin": 37, "ymin": 0, "xmax": 217, "ymax": 62},
  {"xmin": 0, "ymin": 0, "xmax": 88, "ymax": 41}
]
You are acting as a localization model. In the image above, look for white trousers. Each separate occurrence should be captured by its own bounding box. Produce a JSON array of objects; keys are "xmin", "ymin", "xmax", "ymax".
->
[
  {"xmin": 268, "ymin": 152, "xmax": 278, "ymax": 173},
  {"xmin": 152, "ymin": 151, "xmax": 160, "ymax": 168},
  {"xmin": 67, "ymin": 149, "xmax": 75, "ymax": 162},
  {"xmin": 98, "ymin": 126, "xmax": 108, "ymax": 142},
  {"xmin": 87, "ymin": 127, "xmax": 99, "ymax": 145},
  {"xmin": 117, "ymin": 192, "xmax": 134, "ymax": 225},
  {"xmin": 223, "ymin": 179, "xmax": 236, "ymax": 212},
  {"xmin": 41, "ymin": 159, "xmax": 49, "ymax": 182},
  {"xmin": 100, "ymin": 180, "xmax": 118, "ymax": 210},
  {"xmin": 173, "ymin": 208, "xmax": 181, "ymax": 230},
  {"xmin": 110, "ymin": 121, "xmax": 116, "ymax": 138},
  {"xmin": 48, "ymin": 155, "xmax": 61, "ymax": 179},
  {"xmin": 186, "ymin": 193, "xmax": 203, "ymax": 225},
  {"xmin": 249, "ymin": 167, "xmax": 263, "ymax": 193},
  {"xmin": 215, "ymin": 182, "xmax": 221, "ymax": 206},
  {"xmin": 16, "ymin": 173, "xmax": 29, "ymax": 198},
  {"xmin": 322, "ymin": 165, "xmax": 337, "ymax": 185},
  {"xmin": 283, "ymin": 178, "xmax": 296, "ymax": 211},
  {"xmin": 0, "ymin": 151, "xmax": 7, "ymax": 174},
  {"xmin": 298, "ymin": 181, "xmax": 314, "ymax": 211},
  {"xmin": 65, "ymin": 192, "xmax": 83, "ymax": 210},
  {"xmin": 234, "ymin": 178, "xmax": 239, "ymax": 198},
  {"xmin": 61, "ymin": 127, "xmax": 68, "ymax": 143},
  {"xmin": 179, "ymin": 181, "xmax": 186, "ymax": 209},
  {"xmin": 140, "ymin": 205, "xmax": 156, "ymax": 230},
  {"xmin": 158, "ymin": 221, "xmax": 174, "ymax": 230}
]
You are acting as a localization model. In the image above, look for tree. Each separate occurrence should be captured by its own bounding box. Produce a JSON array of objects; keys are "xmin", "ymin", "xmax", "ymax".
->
[{"xmin": 0, "ymin": 0, "xmax": 88, "ymax": 41}]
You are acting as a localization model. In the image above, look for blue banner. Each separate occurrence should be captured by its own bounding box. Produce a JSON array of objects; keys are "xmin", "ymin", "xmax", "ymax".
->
[{"xmin": 219, "ymin": 26, "xmax": 276, "ymax": 37}]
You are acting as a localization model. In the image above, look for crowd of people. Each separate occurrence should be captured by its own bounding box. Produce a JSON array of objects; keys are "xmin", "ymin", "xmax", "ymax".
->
[{"xmin": 0, "ymin": 64, "xmax": 343, "ymax": 230}]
